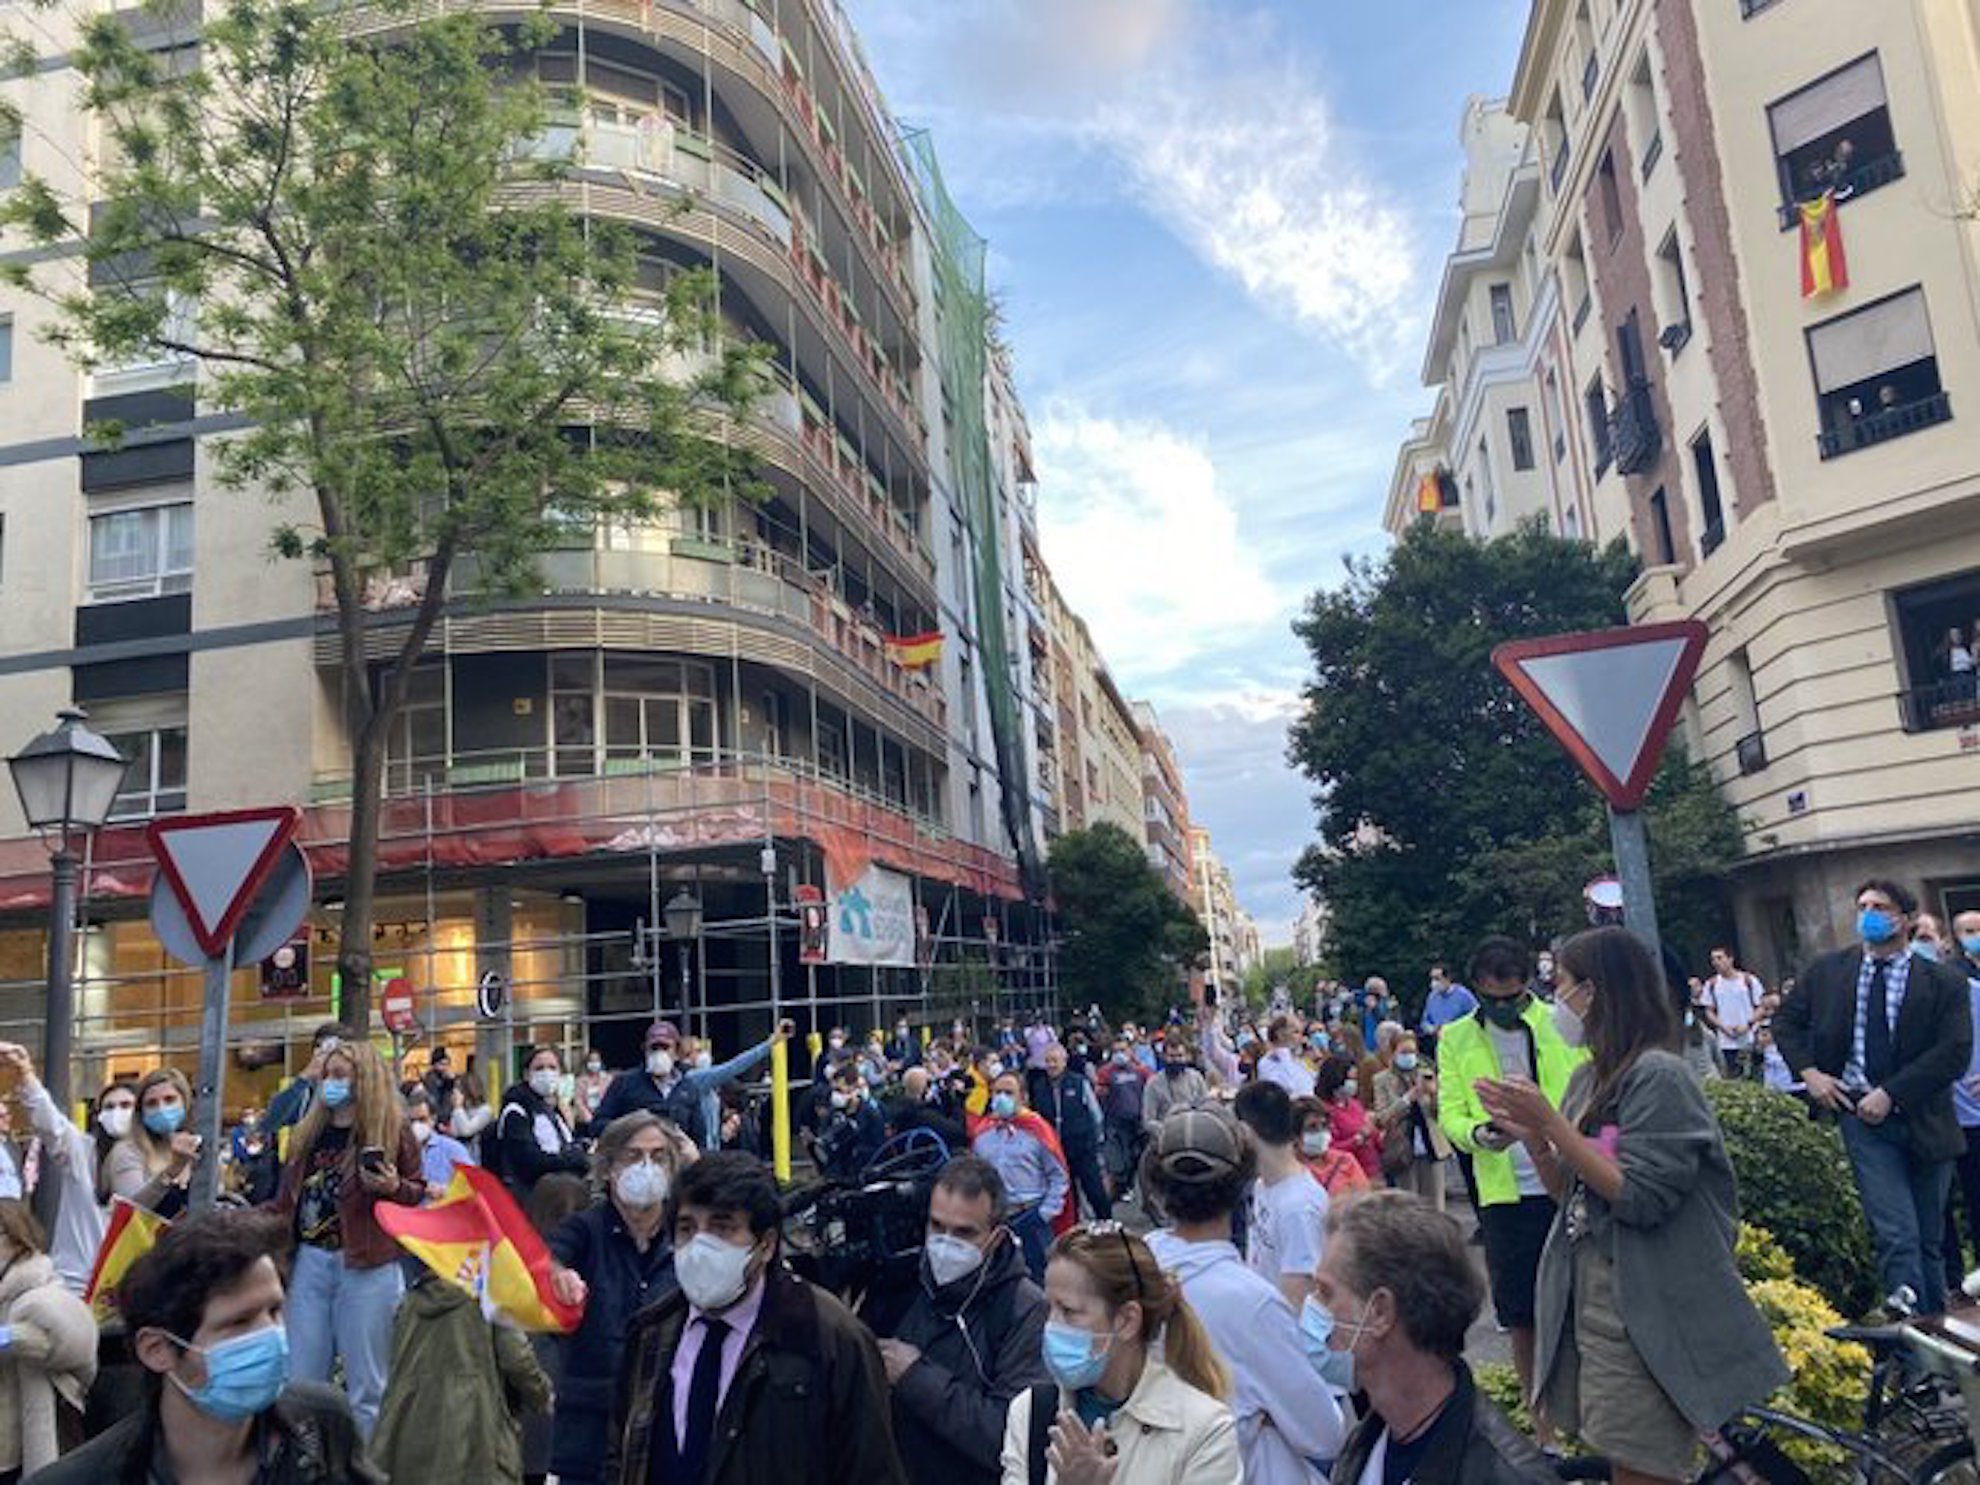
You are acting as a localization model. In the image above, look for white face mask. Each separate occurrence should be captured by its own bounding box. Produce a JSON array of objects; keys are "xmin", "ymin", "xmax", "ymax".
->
[
  {"xmin": 99, "ymin": 1105, "xmax": 133, "ymax": 1140},
  {"xmin": 1553, "ymin": 987, "xmax": 1589, "ymax": 1048},
  {"xmin": 614, "ymin": 1160, "xmax": 669, "ymax": 1210},
  {"xmin": 674, "ymin": 1232, "xmax": 759, "ymax": 1312},
  {"xmin": 1301, "ymin": 1129, "xmax": 1331, "ymax": 1157},
  {"xmin": 924, "ymin": 1232, "xmax": 988, "ymax": 1288},
  {"xmin": 647, "ymin": 1050, "xmax": 675, "ymax": 1079},
  {"xmin": 529, "ymin": 1069, "xmax": 560, "ymax": 1099},
  {"xmin": 693, "ymin": 1050, "xmax": 713, "ymax": 1070},
  {"xmin": 410, "ymin": 1120, "xmax": 433, "ymax": 1145}
]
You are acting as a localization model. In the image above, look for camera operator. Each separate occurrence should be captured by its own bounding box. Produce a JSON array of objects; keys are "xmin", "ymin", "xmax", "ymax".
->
[
  {"xmin": 887, "ymin": 1066, "xmax": 967, "ymax": 1153},
  {"xmin": 817, "ymin": 1060, "xmax": 887, "ymax": 1180},
  {"xmin": 870, "ymin": 1155, "xmax": 1049, "ymax": 1485}
]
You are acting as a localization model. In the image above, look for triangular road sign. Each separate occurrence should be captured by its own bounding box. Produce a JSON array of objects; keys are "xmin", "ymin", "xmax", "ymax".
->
[
  {"xmin": 1492, "ymin": 620, "xmax": 1709, "ymax": 811},
  {"xmin": 146, "ymin": 806, "xmax": 302, "ymax": 958}
]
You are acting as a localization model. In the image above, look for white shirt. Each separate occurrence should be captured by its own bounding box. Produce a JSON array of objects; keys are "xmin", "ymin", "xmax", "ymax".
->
[
  {"xmin": 1709, "ymin": 972, "xmax": 1763, "ymax": 1049},
  {"xmin": 1258, "ymin": 1047, "xmax": 1317, "ymax": 1099},
  {"xmin": 1247, "ymin": 1165, "xmax": 1328, "ymax": 1285},
  {"xmin": 1482, "ymin": 1022, "xmax": 1546, "ymax": 1196}
]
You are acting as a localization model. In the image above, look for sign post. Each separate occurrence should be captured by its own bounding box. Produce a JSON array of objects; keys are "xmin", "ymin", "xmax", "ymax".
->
[
  {"xmin": 147, "ymin": 806, "xmax": 309, "ymax": 1211},
  {"xmin": 1492, "ymin": 620, "xmax": 1709, "ymax": 962}
]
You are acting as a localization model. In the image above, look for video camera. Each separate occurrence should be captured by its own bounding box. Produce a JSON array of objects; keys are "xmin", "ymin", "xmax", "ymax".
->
[{"xmin": 781, "ymin": 1128, "xmax": 950, "ymax": 1307}]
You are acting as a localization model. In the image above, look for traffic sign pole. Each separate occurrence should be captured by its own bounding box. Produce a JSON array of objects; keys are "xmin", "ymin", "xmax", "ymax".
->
[
  {"xmin": 191, "ymin": 937, "xmax": 235, "ymax": 1212},
  {"xmin": 1608, "ymin": 809, "xmax": 1662, "ymax": 964}
]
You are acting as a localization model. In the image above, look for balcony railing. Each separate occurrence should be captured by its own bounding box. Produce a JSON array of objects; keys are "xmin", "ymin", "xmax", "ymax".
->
[
  {"xmin": 1607, "ymin": 377, "xmax": 1662, "ymax": 476},
  {"xmin": 1899, "ymin": 677, "xmax": 1980, "ymax": 735},
  {"xmin": 1775, "ymin": 152, "xmax": 1906, "ymax": 231},
  {"xmin": 1818, "ymin": 390, "xmax": 1952, "ymax": 460}
]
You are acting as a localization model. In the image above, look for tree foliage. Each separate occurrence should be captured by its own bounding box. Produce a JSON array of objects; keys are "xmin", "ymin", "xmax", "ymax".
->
[
  {"xmin": 1289, "ymin": 518, "xmax": 1743, "ymax": 989},
  {"xmin": 1049, "ymin": 824, "xmax": 1207, "ymax": 1024},
  {"xmin": 2, "ymin": 0, "xmax": 765, "ymax": 1025}
]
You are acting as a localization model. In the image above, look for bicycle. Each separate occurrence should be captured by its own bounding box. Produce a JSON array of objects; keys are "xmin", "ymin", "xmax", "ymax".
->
[{"xmin": 1553, "ymin": 1306, "xmax": 1979, "ymax": 1483}]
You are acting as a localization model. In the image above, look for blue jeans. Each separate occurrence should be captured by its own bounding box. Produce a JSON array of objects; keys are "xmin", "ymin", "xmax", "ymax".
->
[
  {"xmin": 1011, "ymin": 1209, "xmax": 1051, "ymax": 1284},
  {"xmin": 1841, "ymin": 1115, "xmax": 1954, "ymax": 1314},
  {"xmin": 288, "ymin": 1243, "xmax": 403, "ymax": 1438}
]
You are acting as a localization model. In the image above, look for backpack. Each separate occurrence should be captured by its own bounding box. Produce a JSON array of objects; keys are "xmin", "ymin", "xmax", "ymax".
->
[{"xmin": 1026, "ymin": 1381, "xmax": 1055, "ymax": 1485}]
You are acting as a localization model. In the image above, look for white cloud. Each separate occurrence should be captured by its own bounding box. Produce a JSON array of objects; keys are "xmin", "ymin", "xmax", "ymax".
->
[{"xmin": 1033, "ymin": 407, "xmax": 1289, "ymax": 686}]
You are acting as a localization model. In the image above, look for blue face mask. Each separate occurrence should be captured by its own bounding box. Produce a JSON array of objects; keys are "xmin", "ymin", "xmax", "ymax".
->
[
  {"xmin": 990, "ymin": 1093, "xmax": 1017, "ymax": 1120},
  {"xmin": 1042, "ymin": 1320, "xmax": 1111, "ymax": 1391},
  {"xmin": 1859, "ymin": 908, "xmax": 1900, "ymax": 946},
  {"xmin": 1963, "ymin": 936, "xmax": 1980, "ymax": 958},
  {"xmin": 319, "ymin": 1079, "xmax": 352, "ymax": 1109},
  {"xmin": 1299, "ymin": 1295, "xmax": 1366, "ymax": 1392},
  {"xmin": 168, "ymin": 1323, "xmax": 290, "ymax": 1422},
  {"xmin": 142, "ymin": 1104, "xmax": 185, "ymax": 1137},
  {"xmin": 1913, "ymin": 940, "xmax": 1942, "ymax": 963}
]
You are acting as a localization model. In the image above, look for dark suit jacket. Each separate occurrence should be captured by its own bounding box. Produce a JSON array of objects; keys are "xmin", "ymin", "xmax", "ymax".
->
[{"xmin": 1774, "ymin": 946, "xmax": 1974, "ymax": 1161}]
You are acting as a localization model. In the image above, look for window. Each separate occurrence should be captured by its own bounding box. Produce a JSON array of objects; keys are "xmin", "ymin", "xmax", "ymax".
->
[
  {"xmin": 87, "ymin": 500, "xmax": 194, "ymax": 601},
  {"xmin": 93, "ymin": 282, "xmax": 195, "ymax": 386},
  {"xmin": 1597, "ymin": 150, "xmax": 1624, "ymax": 244},
  {"xmin": 1545, "ymin": 91, "xmax": 1569, "ymax": 192},
  {"xmin": 1490, "ymin": 284, "xmax": 1517, "ymax": 345},
  {"xmin": 1624, "ymin": 52, "xmax": 1662, "ymax": 180},
  {"xmin": 0, "ymin": 316, "xmax": 11, "ymax": 383},
  {"xmin": 1584, "ymin": 378, "xmax": 1613, "ymax": 473},
  {"xmin": 383, "ymin": 664, "xmax": 447, "ymax": 793},
  {"xmin": 0, "ymin": 119, "xmax": 18, "ymax": 190},
  {"xmin": 1565, "ymin": 233, "xmax": 1591, "ymax": 333},
  {"xmin": 1508, "ymin": 408, "xmax": 1535, "ymax": 471},
  {"xmin": 1647, "ymin": 488, "xmax": 1676, "ymax": 566},
  {"xmin": 1807, "ymin": 287, "xmax": 1950, "ymax": 459},
  {"xmin": 1727, "ymin": 648, "xmax": 1765, "ymax": 773},
  {"xmin": 93, "ymin": 696, "xmax": 189, "ymax": 820},
  {"xmin": 1655, "ymin": 229, "xmax": 1691, "ymax": 353},
  {"xmin": 1692, "ymin": 429, "xmax": 1726, "ymax": 555},
  {"xmin": 1892, "ymin": 569, "xmax": 1980, "ymax": 733},
  {"xmin": 1769, "ymin": 54, "xmax": 1901, "ymax": 214}
]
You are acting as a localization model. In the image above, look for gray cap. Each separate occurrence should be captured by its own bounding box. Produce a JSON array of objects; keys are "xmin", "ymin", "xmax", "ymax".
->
[{"xmin": 1150, "ymin": 1107, "xmax": 1245, "ymax": 1183}]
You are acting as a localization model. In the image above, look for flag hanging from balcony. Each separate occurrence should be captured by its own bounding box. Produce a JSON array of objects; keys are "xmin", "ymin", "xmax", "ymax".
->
[
  {"xmin": 885, "ymin": 631, "xmax": 944, "ymax": 668},
  {"xmin": 1415, "ymin": 473, "xmax": 1443, "ymax": 513},
  {"xmin": 1800, "ymin": 191, "xmax": 1849, "ymax": 298}
]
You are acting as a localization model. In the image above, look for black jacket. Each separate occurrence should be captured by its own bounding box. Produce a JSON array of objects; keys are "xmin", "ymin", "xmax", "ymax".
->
[
  {"xmin": 606, "ymin": 1259, "xmax": 907, "ymax": 1485},
  {"xmin": 26, "ymin": 1382, "xmax": 381, "ymax": 1485},
  {"xmin": 1774, "ymin": 946, "xmax": 1974, "ymax": 1161},
  {"xmin": 547, "ymin": 1200, "xmax": 677, "ymax": 1481},
  {"xmin": 1027, "ymin": 1069, "xmax": 1100, "ymax": 1154},
  {"xmin": 883, "ymin": 1234, "xmax": 1049, "ymax": 1485},
  {"xmin": 817, "ymin": 1097, "xmax": 887, "ymax": 1179},
  {"xmin": 1331, "ymin": 1363, "xmax": 1556, "ymax": 1485},
  {"xmin": 496, "ymin": 1083, "xmax": 588, "ymax": 1193}
]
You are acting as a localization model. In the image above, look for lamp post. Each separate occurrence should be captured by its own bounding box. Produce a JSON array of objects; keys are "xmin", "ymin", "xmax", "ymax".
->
[
  {"xmin": 7, "ymin": 709, "xmax": 128, "ymax": 1110},
  {"xmin": 663, "ymin": 888, "xmax": 702, "ymax": 1022}
]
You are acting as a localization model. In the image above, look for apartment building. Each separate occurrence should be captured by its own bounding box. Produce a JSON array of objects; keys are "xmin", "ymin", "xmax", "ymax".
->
[
  {"xmin": 1386, "ymin": 97, "xmax": 1597, "ymax": 542},
  {"xmin": 1497, "ymin": 0, "xmax": 1980, "ymax": 977},
  {"xmin": 1292, "ymin": 896, "xmax": 1330, "ymax": 968},
  {"xmin": 1188, "ymin": 825, "xmax": 1255, "ymax": 995},
  {"xmin": 1133, "ymin": 700, "xmax": 1194, "ymax": 905},
  {"xmin": 0, "ymin": 0, "xmax": 1079, "ymax": 1093}
]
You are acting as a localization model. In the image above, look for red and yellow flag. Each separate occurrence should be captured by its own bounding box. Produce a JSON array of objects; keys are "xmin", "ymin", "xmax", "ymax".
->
[
  {"xmin": 84, "ymin": 1198, "xmax": 167, "ymax": 1323},
  {"xmin": 1416, "ymin": 472, "xmax": 1444, "ymax": 513},
  {"xmin": 1800, "ymin": 191, "xmax": 1849, "ymax": 298},
  {"xmin": 884, "ymin": 631, "xmax": 943, "ymax": 669},
  {"xmin": 376, "ymin": 1165, "xmax": 584, "ymax": 1333}
]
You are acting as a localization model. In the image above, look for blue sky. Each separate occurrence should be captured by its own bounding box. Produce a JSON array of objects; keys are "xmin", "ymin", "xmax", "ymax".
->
[{"xmin": 843, "ymin": 0, "xmax": 1530, "ymax": 940}]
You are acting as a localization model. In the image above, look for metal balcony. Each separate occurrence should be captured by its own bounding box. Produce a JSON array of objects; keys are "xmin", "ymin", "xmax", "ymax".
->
[
  {"xmin": 1606, "ymin": 378, "xmax": 1662, "ymax": 476},
  {"xmin": 1776, "ymin": 152, "xmax": 1906, "ymax": 231},
  {"xmin": 1899, "ymin": 677, "xmax": 1980, "ymax": 734},
  {"xmin": 1818, "ymin": 391, "xmax": 1952, "ymax": 460}
]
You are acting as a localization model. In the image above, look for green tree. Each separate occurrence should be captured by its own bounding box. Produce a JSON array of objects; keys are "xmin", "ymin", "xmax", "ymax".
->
[
  {"xmin": 2, "ymin": 0, "xmax": 763, "ymax": 1026},
  {"xmin": 1241, "ymin": 946, "xmax": 1299, "ymax": 1008},
  {"xmin": 1289, "ymin": 518, "xmax": 1740, "ymax": 991},
  {"xmin": 1049, "ymin": 824, "xmax": 1207, "ymax": 1024}
]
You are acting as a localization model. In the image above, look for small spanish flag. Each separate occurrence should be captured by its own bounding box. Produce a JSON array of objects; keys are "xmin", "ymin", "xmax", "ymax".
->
[
  {"xmin": 376, "ymin": 1165, "xmax": 583, "ymax": 1333},
  {"xmin": 1416, "ymin": 472, "xmax": 1444, "ymax": 514},
  {"xmin": 884, "ymin": 631, "xmax": 943, "ymax": 668},
  {"xmin": 1800, "ymin": 191, "xmax": 1849, "ymax": 298},
  {"xmin": 84, "ymin": 1198, "xmax": 167, "ymax": 1323}
]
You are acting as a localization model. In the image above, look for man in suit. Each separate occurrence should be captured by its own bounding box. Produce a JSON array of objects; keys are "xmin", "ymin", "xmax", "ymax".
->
[{"xmin": 1776, "ymin": 877, "xmax": 1975, "ymax": 1314}]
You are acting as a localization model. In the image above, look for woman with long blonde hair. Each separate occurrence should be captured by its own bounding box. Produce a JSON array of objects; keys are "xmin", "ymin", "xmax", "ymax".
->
[
  {"xmin": 271, "ymin": 1034, "xmax": 424, "ymax": 1440},
  {"xmin": 1001, "ymin": 1221, "xmax": 1240, "ymax": 1485},
  {"xmin": 104, "ymin": 1068, "xmax": 199, "ymax": 1216}
]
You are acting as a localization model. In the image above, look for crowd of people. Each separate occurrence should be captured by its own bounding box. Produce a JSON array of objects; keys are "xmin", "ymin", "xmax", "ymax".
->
[{"xmin": 0, "ymin": 874, "xmax": 1971, "ymax": 1480}]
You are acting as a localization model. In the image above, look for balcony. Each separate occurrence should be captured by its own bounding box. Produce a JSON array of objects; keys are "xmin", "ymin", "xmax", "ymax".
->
[
  {"xmin": 1817, "ymin": 390, "xmax": 1952, "ymax": 460},
  {"xmin": 1775, "ymin": 153, "xmax": 1906, "ymax": 232},
  {"xmin": 1899, "ymin": 678, "xmax": 1980, "ymax": 735},
  {"xmin": 1607, "ymin": 377, "xmax": 1662, "ymax": 476}
]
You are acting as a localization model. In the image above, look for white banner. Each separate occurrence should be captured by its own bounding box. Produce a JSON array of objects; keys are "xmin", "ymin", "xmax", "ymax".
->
[{"xmin": 827, "ymin": 866, "xmax": 915, "ymax": 967}]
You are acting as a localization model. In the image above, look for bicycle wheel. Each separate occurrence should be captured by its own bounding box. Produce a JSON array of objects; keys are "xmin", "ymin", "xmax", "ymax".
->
[
  {"xmin": 1909, "ymin": 1439, "xmax": 1978, "ymax": 1485},
  {"xmin": 1719, "ymin": 1407, "xmax": 1919, "ymax": 1484}
]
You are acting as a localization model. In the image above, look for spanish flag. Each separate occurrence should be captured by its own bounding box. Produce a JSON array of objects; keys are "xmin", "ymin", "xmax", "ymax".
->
[
  {"xmin": 884, "ymin": 631, "xmax": 943, "ymax": 669},
  {"xmin": 376, "ymin": 1165, "xmax": 584, "ymax": 1333},
  {"xmin": 1800, "ymin": 191, "xmax": 1849, "ymax": 298},
  {"xmin": 84, "ymin": 1198, "xmax": 167, "ymax": 1323},
  {"xmin": 1416, "ymin": 472, "xmax": 1444, "ymax": 514}
]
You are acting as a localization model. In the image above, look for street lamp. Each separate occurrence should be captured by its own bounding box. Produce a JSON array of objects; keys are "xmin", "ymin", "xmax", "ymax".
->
[
  {"xmin": 663, "ymin": 888, "xmax": 702, "ymax": 1017},
  {"xmin": 8, "ymin": 708, "xmax": 128, "ymax": 1109}
]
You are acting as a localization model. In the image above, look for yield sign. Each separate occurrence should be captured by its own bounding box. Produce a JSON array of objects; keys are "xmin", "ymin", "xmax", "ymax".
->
[
  {"xmin": 146, "ymin": 806, "xmax": 303, "ymax": 958},
  {"xmin": 1492, "ymin": 620, "xmax": 1709, "ymax": 811}
]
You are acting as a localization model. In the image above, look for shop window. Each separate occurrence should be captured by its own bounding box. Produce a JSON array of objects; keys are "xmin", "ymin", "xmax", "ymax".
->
[
  {"xmin": 1808, "ymin": 287, "xmax": 1950, "ymax": 459},
  {"xmin": 87, "ymin": 497, "xmax": 193, "ymax": 602},
  {"xmin": 1769, "ymin": 53, "xmax": 1902, "ymax": 215},
  {"xmin": 1891, "ymin": 568, "xmax": 1980, "ymax": 733}
]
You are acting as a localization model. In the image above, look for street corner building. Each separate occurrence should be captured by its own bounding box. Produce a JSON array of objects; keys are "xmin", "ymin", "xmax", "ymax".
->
[
  {"xmin": 0, "ymin": 0, "xmax": 1203, "ymax": 1093},
  {"xmin": 1385, "ymin": 0, "xmax": 1980, "ymax": 981}
]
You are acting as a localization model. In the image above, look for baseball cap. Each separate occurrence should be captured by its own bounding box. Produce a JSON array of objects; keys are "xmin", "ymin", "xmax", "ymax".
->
[
  {"xmin": 1150, "ymin": 1107, "xmax": 1245, "ymax": 1183},
  {"xmin": 644, "ymin": 1019, "xmax": 680, "ymax": 1049}
]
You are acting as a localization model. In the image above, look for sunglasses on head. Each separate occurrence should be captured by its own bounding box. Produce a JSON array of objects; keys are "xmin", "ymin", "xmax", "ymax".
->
[{"xmin": 1069, "ymin": 1219, "xmax": 1146, "ymax": 1299}]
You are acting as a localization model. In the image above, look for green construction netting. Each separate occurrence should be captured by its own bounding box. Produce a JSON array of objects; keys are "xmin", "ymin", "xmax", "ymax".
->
[{"xmin": 902, "ymin": 131, "xmax": 1044, "ymax": 900}]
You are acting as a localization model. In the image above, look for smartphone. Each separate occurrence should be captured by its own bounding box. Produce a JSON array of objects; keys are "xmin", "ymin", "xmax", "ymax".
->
[{"xmin": 360, "ymin": 1146, "xmax": 388, "ymax": 1173}]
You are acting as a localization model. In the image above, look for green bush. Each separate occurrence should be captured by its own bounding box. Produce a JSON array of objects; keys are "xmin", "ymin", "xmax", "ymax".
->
[
  {"xmin": 1748, "ymin": 1274, "xmax": 1870, "ymax": 1475},
  {"xmin": 1734, "ymin": 1222, "xmax": 1797, "ymax": 1286},
  {"xmin": 1473, "ymin": 1361, "xmax": 1533, "ymax": 1435},
  {"xmin": 1707, "ymin": 1080, "xmax": 1877, "ymax": 1317}
]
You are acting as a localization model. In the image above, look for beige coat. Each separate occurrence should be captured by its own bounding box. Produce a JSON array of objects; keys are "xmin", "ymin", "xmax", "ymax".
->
[
  {"xmin": 999, "ymin": 1357, "xmax": 1241, "ymax": 1485},
  {"xmin": 0, "ymin": 1252, "xmax": 97, "ymax": 1475},
  {"xmin": 1372, "ymin": 1065, "xmax": 1453, "ymax": 1169}
]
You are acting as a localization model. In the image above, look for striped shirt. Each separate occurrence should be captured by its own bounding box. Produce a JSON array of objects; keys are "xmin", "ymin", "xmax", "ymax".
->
[{"xmin": 1845, "ymin": 951, "xmax": 1912, "ymax": 1092}]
